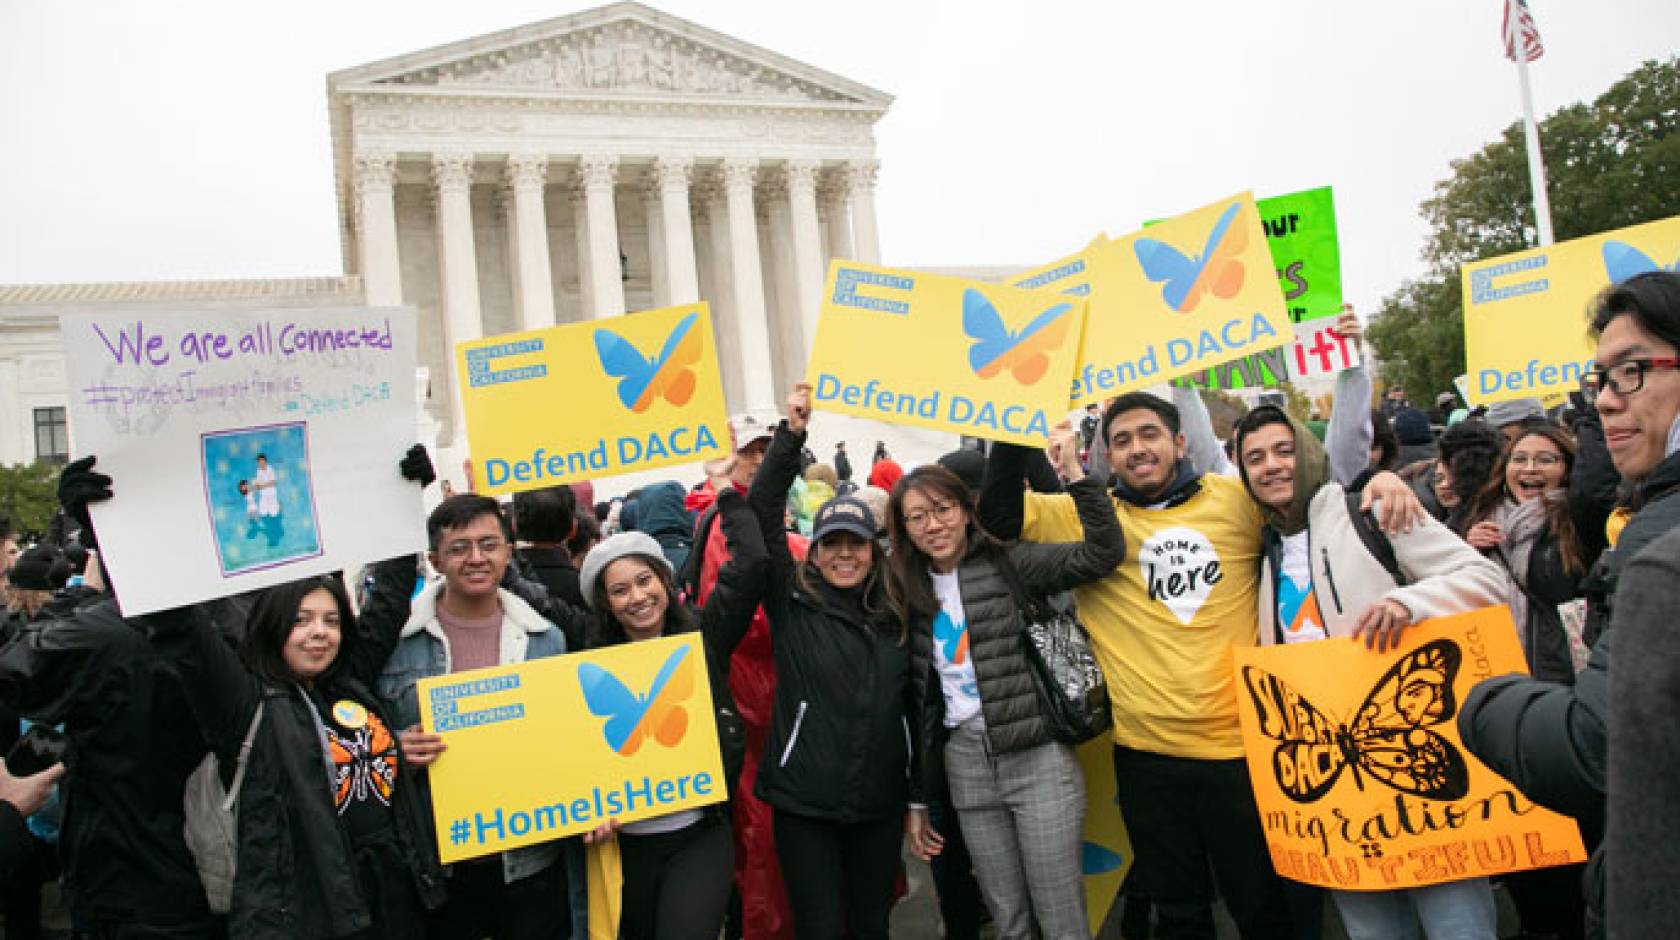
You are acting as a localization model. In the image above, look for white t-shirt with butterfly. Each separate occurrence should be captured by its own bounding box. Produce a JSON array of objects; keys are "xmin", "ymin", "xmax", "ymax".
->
[{"xmin": 930, "ymin": 570, "xmax": 984, "ymax": 729}]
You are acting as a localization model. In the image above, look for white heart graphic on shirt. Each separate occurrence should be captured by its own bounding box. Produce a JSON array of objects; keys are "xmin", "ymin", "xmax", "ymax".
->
[{"xmin": 1139, "ymin": 526, "xmax": 1224, "ymax": 626}]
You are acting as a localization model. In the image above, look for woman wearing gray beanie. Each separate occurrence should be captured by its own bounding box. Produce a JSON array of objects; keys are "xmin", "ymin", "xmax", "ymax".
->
[{"xmin": 574, "ymin": 483, "xmax": 768, "ymax": 940}]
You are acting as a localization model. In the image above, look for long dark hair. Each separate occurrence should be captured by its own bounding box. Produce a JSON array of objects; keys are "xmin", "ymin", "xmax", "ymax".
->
[
  {"xmin": 585, "ymin": 552, "xmax": 697, "ymax": 648},
  {"xmin": 242, "ymin": 574, "xmax": 356, "ymax": 687},
  {"xmin": 1469, "ymin": 426, "xmax": 1584, "ymax": 574},
  {"xmin": 882, "ymin": 465, "xmax": 1000, "ymax": 644}
]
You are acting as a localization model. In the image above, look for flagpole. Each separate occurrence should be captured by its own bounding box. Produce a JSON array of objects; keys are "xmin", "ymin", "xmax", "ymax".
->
[{"xmin": 1514, "ymin": 45, "xmax": 1555, "ymax": 246}]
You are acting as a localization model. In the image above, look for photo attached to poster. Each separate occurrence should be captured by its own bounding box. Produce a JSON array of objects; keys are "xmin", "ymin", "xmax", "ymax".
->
[{"xmin": 201, "ymin": 422, "xmax": 323, "ymax": 575}]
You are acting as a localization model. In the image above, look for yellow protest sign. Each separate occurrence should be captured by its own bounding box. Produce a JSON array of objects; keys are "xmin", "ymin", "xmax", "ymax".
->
[
  {"xmin": 456, "ymin": 303, "xmax": 729, "ymax": 495},
  {"xmin": 1462, "ymin": 215, "xmax": 1680, "ymax": 405},
  {"xmin": 1078, "ymin": 738, "xmax": 1134, "ymax": 933},
  {"xmin": 1016, "ymin": 193, "xmax": 1292, "ymax": 405},
  {"xmin": 804, "ymin": 262, "xmax": 1088, "ymax": 444},
  {"xmin": 419, "ymin": 633, "xmax": 726, "ymax": 863},
  {"xmin": 1232, "ymin": 608, "xmax": 1586, "ymax": 891}
]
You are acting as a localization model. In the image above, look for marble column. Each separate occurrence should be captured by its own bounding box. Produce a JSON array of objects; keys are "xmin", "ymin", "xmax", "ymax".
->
[
  {"xmin": 653, "ymin": 155, "xmax": 699, "ymax": 305},
  {"xmin": 0, "ymin": 359, "xmax": 21, "ymax": 465},
  {"xmin": 578, "ymin": 154, "xmax": 625, "ymax": 318},
  {"xmin": 701, "ymin": 182, "xmax": 741, "ymax": 411},
  {"xmin": 821, "ymin": 173, "xmax": 854, "ymax": 262},
  {"xmin": 720, "ymin": 158, "xmax": 775, "ymax": 415},
  {"xmin": 353, "ymin": 151, "xmax": 403, "ymax": 306},
  {"xmin": 762, "ymin": 177, "xmax": 801, "ymax": 395},
  {"xmin": 432, "ymin": 151, "xmax": 483, "ymax": 447},
  {"xmin": 504, "ymin": 153, "xmax": 555, "ymax": 332},
  {"xmin": 846, "ymin": 159, "xmax": 882, "ymax": 264},
  {"xmin": 783, "ymin": 160, "xmax": 825, "ymax": 379},
  {"xmin": 642, "ymin": 182, "xmax": 668, "ymax": 308},
  {"xmin": 570, "ymin": 184, "xmax": 594, "ymax": 318}
]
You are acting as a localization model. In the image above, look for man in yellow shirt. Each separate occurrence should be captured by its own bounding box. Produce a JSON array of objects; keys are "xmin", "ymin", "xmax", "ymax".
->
[{"xmin": 980, "ymin": 391, "xmax": 1291, "ymax": 940}]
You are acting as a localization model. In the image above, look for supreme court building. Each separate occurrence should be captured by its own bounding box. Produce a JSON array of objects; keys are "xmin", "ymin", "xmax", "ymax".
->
[{"xmin": 0, "ymin": 3, "xmax": 953, "ymax": 480}]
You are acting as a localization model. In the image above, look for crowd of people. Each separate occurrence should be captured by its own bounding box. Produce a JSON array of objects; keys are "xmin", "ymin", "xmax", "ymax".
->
[{"xmin": 0, "ymin": 270, "xmax": 1674, "ymax": 940}]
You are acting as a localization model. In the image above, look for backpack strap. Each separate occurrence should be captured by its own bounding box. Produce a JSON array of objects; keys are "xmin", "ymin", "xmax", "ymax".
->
[
  {"xmin": 1344, "ymin": 492, "xmax": 1408, "ymax": 586},
  {"xmin": 220, "ymin": 702, "xmax": 264, "ymax": 813}
]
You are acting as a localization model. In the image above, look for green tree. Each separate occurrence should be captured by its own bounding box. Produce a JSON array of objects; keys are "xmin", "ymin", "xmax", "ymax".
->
[
  {"xmin": 0, "ymin": 461, "xmax": 62, "ymax": 543},
  {"xmin": 1369, "ymin": 58, "xmax": 1680, "ymax": 400}
]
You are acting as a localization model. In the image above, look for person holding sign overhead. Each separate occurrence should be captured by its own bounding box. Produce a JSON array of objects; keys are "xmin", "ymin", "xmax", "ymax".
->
[
  {"xmin": 61, "ymin": 446, "xmax": 445, "ymax": 939},
  {"xmin": 887, "ymin": 421, "xmax": 1123, "ymax": 939},
  {"xmin": 735, "ymin": 383, "xmax": 913, "ymax": 940},
  {"xmin": 979, "ymin": 385, "xmax": 1366, "ymax": 940},
  {"xmin": 568, "ymin": 481, "xmax": 767, "ymax": 940}
]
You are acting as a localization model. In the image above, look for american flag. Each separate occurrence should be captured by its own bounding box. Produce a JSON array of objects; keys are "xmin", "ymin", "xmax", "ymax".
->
[{"xmin": 1503, "ymin": 0, "xmax": 1544, "ymax": 62}]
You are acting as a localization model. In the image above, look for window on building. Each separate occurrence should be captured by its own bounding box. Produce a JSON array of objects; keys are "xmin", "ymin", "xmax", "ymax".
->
[{"xmin": 34, "ymin": 407, "xmax": 68, "ymax": 464}]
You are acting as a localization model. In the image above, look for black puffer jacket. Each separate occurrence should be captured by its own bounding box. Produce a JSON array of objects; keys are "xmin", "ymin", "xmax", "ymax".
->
[
  {"xmin": 0, "ymin": 594, "xmax": 216, "ymax": 929},
  {"xmin": 745, "ymin": 423, "xmax": 913, "ymax": 823},
  {"xmin": 145, "ymin": 557, "xmax": 446, "ymax": 939},
  {"xmin": 908, "ymin": 474, "xmax": 1123, "ymax": 801},
  {"xmin": 1460, "ymin": 625, "xmax": 1610, "ymax": 935}
]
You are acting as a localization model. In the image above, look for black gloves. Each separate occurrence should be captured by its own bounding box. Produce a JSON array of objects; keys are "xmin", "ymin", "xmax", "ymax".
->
[
  {"xmin": 399, "ymin": 445, "xmax": 436, "ymax": 489},
  {"xmin": 58, "ymin": 456, "xmax": 113, "ymax": 549}
]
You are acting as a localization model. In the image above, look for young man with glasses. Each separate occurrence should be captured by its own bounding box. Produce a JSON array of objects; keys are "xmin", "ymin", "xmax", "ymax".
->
[
  {"xmin": 1460, "ymin": 270, "xmax": 1680, "ymax": 936},
  {"xmin": 379, "ymin": 494, "xmax": 571, "ymax": 939}
]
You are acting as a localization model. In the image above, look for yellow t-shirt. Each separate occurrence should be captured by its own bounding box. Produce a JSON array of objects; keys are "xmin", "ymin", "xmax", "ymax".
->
[{"xmin": 1022, "ymin": 474, "xmax": 1264, "ymax": 760}]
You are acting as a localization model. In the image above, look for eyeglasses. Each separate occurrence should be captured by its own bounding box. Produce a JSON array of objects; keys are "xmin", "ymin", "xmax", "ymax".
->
[
  {"xmin": 1508, "ymin": 453, "xmax": 1563, "ymax": 468},
  {"xmin": 903, "ymin": 501, "xmax": 961, "ymax": 532},
  {"xmin": 1580, "ymin": 358, "xmax": 1680, "ymax": 404},
  {"xmin": 440, "ymin": 537, "xmax": 507, "ymax": 560}
]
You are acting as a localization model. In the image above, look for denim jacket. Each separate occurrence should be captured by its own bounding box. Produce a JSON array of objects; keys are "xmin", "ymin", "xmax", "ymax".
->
[{"xmin": 380, "ymin": 580, "xmax": 568, "ymax": 885}]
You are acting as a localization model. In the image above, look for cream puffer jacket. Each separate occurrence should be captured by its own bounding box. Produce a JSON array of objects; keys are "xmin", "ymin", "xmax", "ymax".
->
[{"xmin": 1258, "ymin": 483, "xmax": 1510, "ymax": 645}]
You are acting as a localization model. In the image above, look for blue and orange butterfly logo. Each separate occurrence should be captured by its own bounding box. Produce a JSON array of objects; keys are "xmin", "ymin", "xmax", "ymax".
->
[
  {"xmin": 593, "ymin": 311, "xmax": 704, "ymax": 413},
  {"xmin": 962, "ymin": 289, "xmax": 1073, "ymax": 385},
  {"xmin": 932, "ymin": 611, "xmax": 970, "ymax": 666},
  {"xmin": 1133, "ymin": 202, "xmax": 1248, "ymax": 313},
  {"xmin": 1603, "ymin": 240, "xmax": 1680, "ymax": 284},
  {"xmin": 578, "ymin": 644, "xmax": 694, "ymax": 756}
]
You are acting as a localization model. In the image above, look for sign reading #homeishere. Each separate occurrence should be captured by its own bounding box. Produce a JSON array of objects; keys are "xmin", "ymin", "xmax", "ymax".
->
[
  {"xmin": 1462, "ymin": 214, "xmax": 1680, "ymax": 406},
  {"xmin": 456, "ymin": 303, "xmax": 729, "ymax": 495},
  {"xmin": 804, "ymin": 262, "xmax": 1088, "ymax": 445},
  {"xmin": 1015, "ymin": 192, "xmax": 1293, "ymax": 405},
  {"xmin": 1232, "ymin": 608, "xmax": 1586, "ymax": 891},
  {"xmin": 420, "ymin": 633, "xmax": 726, "ymax": 863}
]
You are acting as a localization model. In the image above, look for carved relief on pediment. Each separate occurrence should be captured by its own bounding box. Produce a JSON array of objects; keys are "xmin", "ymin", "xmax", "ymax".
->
[{"xmin": 384, "ymin": 22, "xmax": 853, "ymax": 103}]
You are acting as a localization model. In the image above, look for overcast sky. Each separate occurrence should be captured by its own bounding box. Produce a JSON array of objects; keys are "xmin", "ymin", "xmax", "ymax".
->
[{"xmin": 2, "ymin": 0, "xmax": 1676, "ymax": 318}]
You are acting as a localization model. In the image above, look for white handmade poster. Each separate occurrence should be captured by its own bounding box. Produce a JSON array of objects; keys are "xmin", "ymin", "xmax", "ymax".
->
[{"xmin": 60, "ymin": 306, "xmax": 424, "ymax": 614}]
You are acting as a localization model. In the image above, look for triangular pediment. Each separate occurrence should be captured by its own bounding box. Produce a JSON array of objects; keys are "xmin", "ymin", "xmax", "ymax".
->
[{"xmin": 330, "ymin": 2, "xmax": 891, "ymax": 108}]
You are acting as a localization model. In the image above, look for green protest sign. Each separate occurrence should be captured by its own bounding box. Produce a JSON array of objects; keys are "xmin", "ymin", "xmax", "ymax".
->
[
  {"xmin": 1262, "ymin": 185, "xmax": 1342, "ymax": 325},
  {"xmin": 1166, "ymin": 185, "xmax": 1343, "ymax": 389}
]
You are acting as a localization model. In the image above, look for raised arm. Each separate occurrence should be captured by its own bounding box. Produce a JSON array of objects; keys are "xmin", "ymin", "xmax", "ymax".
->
[
  {"xmin": 1325, "ymin": 310, "xmax": 1375, "ymax": 487},
  {"xmin": 977, "ymin": 442, "xmax": 1032, "ymax": 541},
  {"xmin": 340, "ymin": 554, "xmax": 421, "ymax": 688},
  {"xmin": 748, "ymin": 388, "xmax": 810, "ymax": 596},
  {"xmin": 1172, "ymin": 384, "xmax": 1234, "ymax": 477},
  {"xmin": 141, "ymin": 603, "xmax": 263, "ymax": 763},
  {"xmin": 1006, "ymin": 424, "xmax": 1125, "ymax": 595},
  {"xmin": 698, "ymin": 487, "xmax": 768, "ymax": 660}
]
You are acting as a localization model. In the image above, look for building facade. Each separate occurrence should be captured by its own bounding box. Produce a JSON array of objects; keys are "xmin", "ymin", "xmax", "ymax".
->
[{"xmin": 0, "ymin": 3, "xmax": 921, "ymax": 477}]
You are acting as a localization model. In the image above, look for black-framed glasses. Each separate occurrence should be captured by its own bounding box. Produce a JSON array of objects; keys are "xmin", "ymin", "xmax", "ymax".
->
[
  {"xmin": 1580, "ymin": 358, "xmax": 1680, "ymax": 404},
  {"xmin": 1508, "ymin": 452, "xmax": 1563, "ymax": 468}
]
